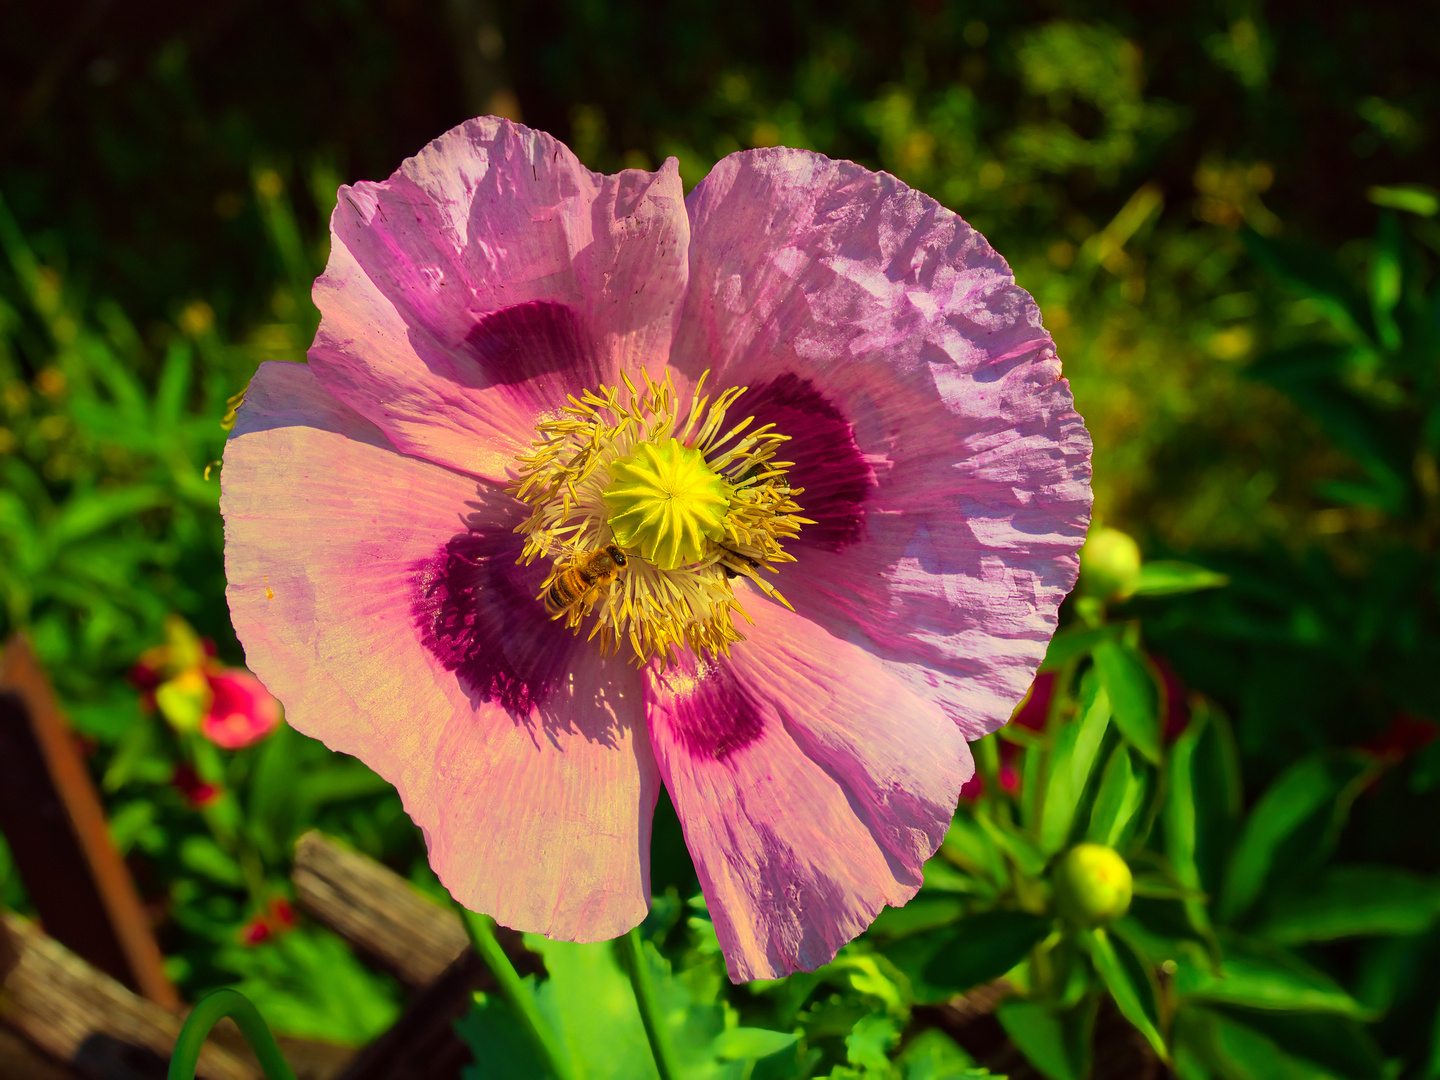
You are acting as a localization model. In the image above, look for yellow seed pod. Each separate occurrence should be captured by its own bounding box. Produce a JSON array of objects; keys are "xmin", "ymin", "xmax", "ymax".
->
[
  {"xmin": 1052, "ymin": 843, "xmax": 1133, "ymax": 927},
  {"xmin": 602, "ymin": 438, "xmax": 731, "ymax": 570},
  {"xmin": 1079, "ymin": 526, "xmax": 1142, "ymax": 601}
]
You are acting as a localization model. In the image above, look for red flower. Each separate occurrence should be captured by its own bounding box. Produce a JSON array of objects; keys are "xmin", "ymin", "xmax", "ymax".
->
[
  {"xmin": 239, "ymin": 897, "xmax": 299, "ymax": 946},
  {"xmin": 239, "ymin": 917, "xmax": 272, "ymax": 946},
  {"xmin": 1152, "ymin": 655, "xmax": 1191, "ymax": 743},
  {"xmin": 171, "ymin": 763, "xmax": 221, "ymax": 808},
  {"xmin": 1361, "ymin": 711, "xmax": 1438, "ymax": 761}
]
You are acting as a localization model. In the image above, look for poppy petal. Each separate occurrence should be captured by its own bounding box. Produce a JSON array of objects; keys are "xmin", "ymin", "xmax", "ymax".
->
[
  {"xmin": 222, "ymin": 361, "xmax": 659, "ymax": 940},
  {"xmin": 644, "ymin": 590, "xmax": 970, "ymax": 981},
  {"xmin": 311, "ymin": 117, "xmax": 690, "ymax": 481},
  {"xmin": 675, "ymin": 147, "xmax": 1091, "ymax": 738}
]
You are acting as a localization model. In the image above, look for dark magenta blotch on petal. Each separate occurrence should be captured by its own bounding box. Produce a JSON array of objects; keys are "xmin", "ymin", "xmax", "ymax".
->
[
  {"xmin": 733, "ymin": 374, "xmax": 873, "ymax": 551},
  {"xmin": 462, "ymin": 300, "xmax": 601, "ymax": 389},
  {"xmin": 650, "ymin": 656, "xmax": 766, "ymax": 762},
  {"xmin": 412, "ymin": 528, "xmax": 573, "ymax": 716}
]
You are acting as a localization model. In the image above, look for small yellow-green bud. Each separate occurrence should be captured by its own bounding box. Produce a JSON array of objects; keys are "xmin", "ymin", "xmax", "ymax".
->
[
  {"xmin": 603, "ymin": 438, "xmax": 730, "ymax": 570},
  {"xmin": 1052, "ymin": 843, "xmax": 1133, "ymax": 927},
  {"xmin": 1079, "ymin": 527, "xmax": 1142, "ymax": 601}
]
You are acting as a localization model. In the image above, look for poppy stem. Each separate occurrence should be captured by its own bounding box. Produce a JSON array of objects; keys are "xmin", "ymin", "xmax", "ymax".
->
[
  {"xmin": 167, "ymin": 989, "xmax": 296, "ymax": 1080},
  {"xmin": 456, "ymin": 906, "xmax": 576, "ymax": 1080},
  {"xmin": 621, "ymin": 927, "xmax": 681, "ymax": 1080}
]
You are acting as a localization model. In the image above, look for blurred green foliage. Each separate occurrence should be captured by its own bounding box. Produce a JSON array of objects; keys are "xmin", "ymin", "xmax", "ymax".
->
[{"xmin": 1, "ymin": 1, "xmax": 1438, "ymax": 1076}]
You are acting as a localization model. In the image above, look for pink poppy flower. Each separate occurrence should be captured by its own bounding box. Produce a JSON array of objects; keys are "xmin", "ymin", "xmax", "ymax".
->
[
  {"xmin": 202, "ymin": 668, "xmax": 284, "ymax": 749},
  {"xmin": 221, "ymin": 118, "xmax": 1091, "ymax": 981},
  {"xmin": 133, "ymin": 615, "xmax": 281, "ymax": 749}
]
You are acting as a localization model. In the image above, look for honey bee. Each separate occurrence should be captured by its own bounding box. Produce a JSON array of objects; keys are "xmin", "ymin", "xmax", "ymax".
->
[
  {"xmin": 543, "ymin": 544, "xmax": 629, "ymax": 617},
  {"xmin": 715, "ymin": 543, "xmax": 759, "ymax": 580}
]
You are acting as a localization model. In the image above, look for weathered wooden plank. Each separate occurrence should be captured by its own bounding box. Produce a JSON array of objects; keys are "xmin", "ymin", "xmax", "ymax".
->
[
  {"xmin": 0, "ymin": 1025, "xmax": 78, "ymax": 1080},
  {"xmin": 0, "ymin": 911, "xmax": 256, "ymax": 1080},
  {"xmin": 0, "ymin": 634, "xmax": 177, "ymax": 1008},
  {"xmin": 291, "ymin": 831, "xmax": 469, "ymax": 988}
]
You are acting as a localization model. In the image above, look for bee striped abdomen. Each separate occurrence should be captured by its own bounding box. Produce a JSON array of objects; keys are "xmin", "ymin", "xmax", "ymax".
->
[{"xmin": 543, "ymin": 545, "xmax": 627, "ymax": 617}]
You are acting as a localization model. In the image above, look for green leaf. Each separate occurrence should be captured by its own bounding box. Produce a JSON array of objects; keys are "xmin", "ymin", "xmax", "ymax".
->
[
  {"xmin": 1079, "ymin": 928, "xmax": 1168, "ymax": 1061},
  {"xmin": 942, "ymin": 813, "xmax": 1009, "ymax": 886},
  {"xmin": 921, "ymin": 911, "xmax": 1052, "ymax": 995},
  {"xmin": 1247, "ymin": 342, "xmax": 1353, "ymax": 388},
  {"xmin": 1174, "ymin": 1006, "xmax": 1382, "ymax": 1080},
  {"xmin": 1412, "ymin": 740, "xmax": 1440, "ymax": 793},
  {"xmin": 464, "ymin": 933, "xmax": 750, "ymax": 1080},
  {"xmin": 526, "ymin": 937, "xmax": 663, "ymax": 1080},
  {"xmin": 921, "ymin": 858, "xmax": 991, "ymax": 896},
  {"xmin": 1233, "ymin": 1012, "xmax": 1388, "ymax": 1080},
  {"xmin": 895, "ymin": 1028, "xmax": 979, "ymax": 1080},
  {"xmin": 1173, "ymin": 943, "xmax": 1374, "ymax": 1018},
  {"xmin": 711, "ymin": 1026, "xmax": 797, "ymax": 1062},
  {"xmin": 1165, "ymin": 711, "xmax": 1224, "ymax": 952},
  {"xmin": 1087, "ymin": 744, "xmax": 1146, "ymax": 848},
  {"xmin": 458, "ymin": 992, "xmax": 551, "ymax": 1079},
  {"xmin": 1243, "ymin": 230, "xmax": 1372, "ymax": 343},
  {"xmin": 1092, "ymin": 641, "xmax": 1160, "ymax": 764},
  {"xmin": 1219, "ymin": 755, "xmax": 1374, "ymax": 924},
  {"xmin": 108, "ymin": 800, "xmax": 159, "ymax": 856},
  {"xmin": 1133, "ymin": 561, "xmax": 1230, "ymax": 596},
  {"xmin": 996, "ymin": 999, "xmax": 1094, "ymax": 1080},
  {"xmin": 870, "ymin": 896, "xmax": 967, "ymax": 940},
  {"xmin": 178, "ymin": 834, "xmax": 244, "ymax": 887},
  {"xmin": 1186, "ymin": 706, "xmax": 1243, "ymax": 896},
  {"xmin": 246, "ymin": 724, "xmax": 299, "ymax": 861},
  {"xmin": 296, "ymin": 760, "xmax": 394, "ymax": 807},
  {"xmin": 46, "ymin": 485, "xmax": 168, "ymax": 550},
  {"xmin": 1039, "ymin": 674, "xmax": 1111, "ymax": 853},
  {"xmin": 155, "ymin": 339, "xmax": 195, "ymax": 428},
  {"xmin": 1282, "ymin": 386, "xmax": 1408, "ymax": 512},
  {"xmin": 1369, "ymin": 211, "xmax": 1403, "ymax": 350},
  {"xmin": 1367, "ymin": 183, "xmax": 1439, "ymax": 217},
  {"xmin": 1040, "ymin": 624, "xmax": 1120, "ymax": 671},
  {"xmin": 220, "ymin": 926, "xmax": 401, "ymax": 1046},
  {"xmin": 975, "ymin": 813, "xmax": 1048, "ymax": 878},
  {"xmin": 846, "ymin": 1013, "xmax": 901, "ymax": 1072},
  {"xmin": 1255, "ymin": 865, "xmax": 1440, "ymax": 943}
]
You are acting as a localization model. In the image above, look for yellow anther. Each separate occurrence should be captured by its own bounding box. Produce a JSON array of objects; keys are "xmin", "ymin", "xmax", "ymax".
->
[{"xmin": 507, "ymin": 369, "xmax": 806, "ymax": 667}]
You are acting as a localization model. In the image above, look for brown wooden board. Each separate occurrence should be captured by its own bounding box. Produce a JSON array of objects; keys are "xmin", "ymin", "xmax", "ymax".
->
[
  {"xmin": 0, "ymin": 910, "xmax": 255, "ymax": 1080},
  {"xmin": 292, "ymin": 830, "xmax": 468, "ymax": 989},
  {"xmin": 0, "ymin": 635, "xmax": 176, "ymax": 1009}
]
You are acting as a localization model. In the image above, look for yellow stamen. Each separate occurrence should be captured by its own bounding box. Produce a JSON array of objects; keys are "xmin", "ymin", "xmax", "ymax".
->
[{"xmin": 508, "ymin": 370, "xmax": 806, "ymax": 667}]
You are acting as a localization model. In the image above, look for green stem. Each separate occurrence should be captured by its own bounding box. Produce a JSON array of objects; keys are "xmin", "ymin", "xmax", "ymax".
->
[
  {"xmin": 456, "ymin": 906, "xmax": 576, "ymax": 1080},
  {"xmin": 621, "ymin": 927, "xmax": 681, "ymax": 1080},
  {"xmin": 167, "ymin": 989, "xmax": 296, "ymax": 1080}
]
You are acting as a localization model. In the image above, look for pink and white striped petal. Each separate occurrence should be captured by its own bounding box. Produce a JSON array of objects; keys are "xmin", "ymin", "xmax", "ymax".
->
[
  {"xmin": 644, "ymin": 590, "xmax": 971, "ymax": 981},
  {"xmin": 311, "ymin": 117, "xmax": 690, "ymax": 481},
  {"xmin": 222, "ymin": 361, "xmax": 658, "ymax": 940},
  {"xmin": 675, "ymin": 147, "xmax": 1092, "ymax": 739}
]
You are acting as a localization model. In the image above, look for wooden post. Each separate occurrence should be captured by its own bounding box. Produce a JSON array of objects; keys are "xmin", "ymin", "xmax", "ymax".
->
[
  {"xmin": 0, "ymin": 634, "xmax": 178, "ymax": 1009},
  {"xmin": 0, "ymin": 911, "xmax": 255, "ymax": 1080},
  {"xmin": 291, "ymin": 831, "xmax": 469, "ymax": 988}
]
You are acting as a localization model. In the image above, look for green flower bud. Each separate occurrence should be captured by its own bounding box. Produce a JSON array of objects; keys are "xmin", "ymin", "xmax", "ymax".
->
[
  {"xmin": 1079, "ymin": 527, "xmax": 1142, "ymax": 601},
  {"xmin": 1052, "ymin": 843, "xmax": 1133, "ymax": 927}
]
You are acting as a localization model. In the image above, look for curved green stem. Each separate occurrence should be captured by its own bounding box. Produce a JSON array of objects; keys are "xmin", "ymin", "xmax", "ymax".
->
[
  {"xmin": 167, "ymin": 989, "xmax": 296, "ymax": 1080},
  {"xmin": 457, "ymin": 906, "xmax": 576, "ymax": 1080},
  {"xmin": 622, "ymin": 927, "xmax": 681, "ymax": 1080}
]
